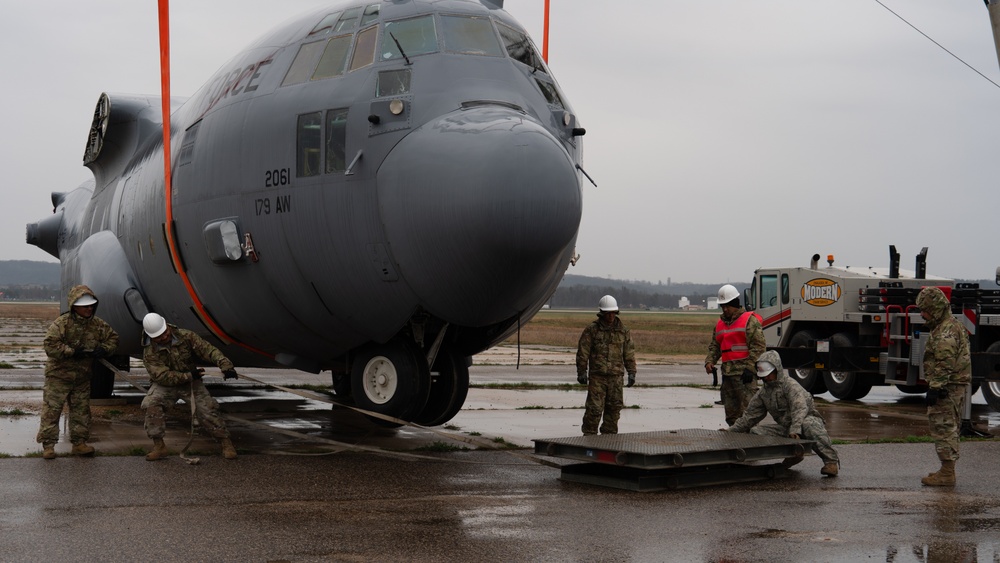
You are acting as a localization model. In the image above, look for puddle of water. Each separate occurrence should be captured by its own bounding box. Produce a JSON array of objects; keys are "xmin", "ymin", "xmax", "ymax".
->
[{"xmin": 0, "ymin": 415, "xmax": 46, "ymax": 456}]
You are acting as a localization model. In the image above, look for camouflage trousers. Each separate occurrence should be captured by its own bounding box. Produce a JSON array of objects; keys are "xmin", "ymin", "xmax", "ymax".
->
[
  {"xmin": 750, "ymin": 417, "xmax": 840, "ymax": 464},
  {"xmin": 141, "ymin": 380, "xmax": 229, "ymax": 439},
  {"xmin": 721, "ymin": 374, "xmax": 758, "ymax": 426},
  {"xmin": 581, "ymin": 374, "xmax": 624, "ymax": 435},
  {"xmin": 36, "ymin": 375, "xmax": 91, "ymax": 445},
  {"xmin": 928, "ymin": 383, "xmax": 967, "ymax": 462}
]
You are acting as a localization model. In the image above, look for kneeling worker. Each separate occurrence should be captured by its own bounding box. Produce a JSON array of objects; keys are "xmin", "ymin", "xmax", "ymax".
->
[
  {"xmin": 140, "ymin": 313, "xmax": 240, "ymax": 461},
  {"xmin": 725, "ymin": 350, "xmax": 840, "ymax": 477}
]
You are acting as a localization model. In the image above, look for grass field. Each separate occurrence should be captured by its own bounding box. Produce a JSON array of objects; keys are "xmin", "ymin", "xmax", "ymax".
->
[
  {"xmin": 501, "ymin": 309, "xmax": 718, "ymax": 358},
  {"xmin": 0, "ymin": 302, "xmax": 58, "ymax": 320}
]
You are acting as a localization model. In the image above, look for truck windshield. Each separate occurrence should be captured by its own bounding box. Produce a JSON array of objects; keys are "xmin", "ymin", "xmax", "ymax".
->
[{"xmin": 760, "ymin": 275, "xmax": 778, "ymax": 308}]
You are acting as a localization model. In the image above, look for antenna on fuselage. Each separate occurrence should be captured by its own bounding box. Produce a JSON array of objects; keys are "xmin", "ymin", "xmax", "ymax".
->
[{"xmin": 542, "ymin": 0, "xmax": 550, "ymax": 62}]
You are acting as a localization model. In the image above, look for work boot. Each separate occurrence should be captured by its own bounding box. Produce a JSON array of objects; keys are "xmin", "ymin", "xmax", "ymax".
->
[
  {"xmin": 71, "ymin": 442, "xmax": 95, "ymax": 457},
  {"xmin": 820, "ymin": 462, "xmax": 839, "ymax": 477},
  {"xmin": 146, "ymin": 438, "xmax": 168, "ymax": 461},
  {"xmin": 221, "ymin": 438, "xmax": 238, "ymax": 460},
  {"xmin": 921, "ymin": 460, "xmax": 956, "ymax": 486},
  {"xmin": 42, "ymin": 444, "xmax": 56, "ymax": 460},
  {"xmin": 781, "ymin": 454, "xmax": 804, "ymax": 469}
]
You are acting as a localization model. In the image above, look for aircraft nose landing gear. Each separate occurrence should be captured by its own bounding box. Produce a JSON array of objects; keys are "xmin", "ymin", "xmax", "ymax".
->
[{"xmin": 351, "ymin": 340, "xmax": 430, "ymax": 427}]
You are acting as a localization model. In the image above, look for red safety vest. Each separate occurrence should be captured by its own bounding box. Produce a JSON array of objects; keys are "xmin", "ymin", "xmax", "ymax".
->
[{"xmin": 715, "ymin": 311, "xmax": 759, "ymax": 363}]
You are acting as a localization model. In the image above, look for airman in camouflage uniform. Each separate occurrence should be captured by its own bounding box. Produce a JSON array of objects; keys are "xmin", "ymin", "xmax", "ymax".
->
[
  {"xmin": 36, "ymin": 285, "xmax": 119, "ymax": 459},
  {"xmin": 141, "ymin": 313, "xmax": 240, "ymax": 461},
  {"xmin": 705, "ymin": 286, "xmax": 764, "ymax": 426},
  {"xmin": 916, "ymin": 286, "xmax": 971, "ymax": 487},
  {"xmin": 576, "ymin": 295, "xmax": 637, "ymax": 435},
  {"xmin": 727, "ymin": 350, "xmax": 840, "ymax": 476}
]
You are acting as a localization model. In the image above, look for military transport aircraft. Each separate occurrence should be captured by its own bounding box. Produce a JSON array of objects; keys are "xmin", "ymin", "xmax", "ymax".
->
[{"xmin": 26, "ymin": 0, "xmax": 585, "ymax": 426}]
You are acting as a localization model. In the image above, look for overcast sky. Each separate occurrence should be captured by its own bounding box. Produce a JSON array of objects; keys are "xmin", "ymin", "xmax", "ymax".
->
[{"xmin": 3, "ymin": 1, "xmax": 999, "ymax": 284}]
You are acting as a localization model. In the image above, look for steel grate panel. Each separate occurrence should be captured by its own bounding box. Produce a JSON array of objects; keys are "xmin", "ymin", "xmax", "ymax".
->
[{"xmin": 534, "ymin": 428, "xmax": 813, "ymax": 470}]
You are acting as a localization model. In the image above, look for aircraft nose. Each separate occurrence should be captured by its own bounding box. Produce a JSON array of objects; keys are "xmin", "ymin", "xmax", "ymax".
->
[{"xmin": 378, "ymin": 106, "xmax": 583, "ymax": 325}]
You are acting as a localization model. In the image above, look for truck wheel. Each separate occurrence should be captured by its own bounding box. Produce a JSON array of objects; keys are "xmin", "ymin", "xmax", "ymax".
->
[
  {"xmin": 981, "ymin": 342, "xmax": 1000, "ymax": 412},
  {"xmin": 895, "ymin": 384, "xmax": 927, "ymax": 394},
  {"xmin": 983, "ymin": 382, "xmax": 1000, "ymax": 411},
  {"xmin": 823, "ymin": 332, "xmax": 873, "ymax": 400},
  {"xmin": 787, "ymin": 330, "xmax": 827, "ymax": 394}
]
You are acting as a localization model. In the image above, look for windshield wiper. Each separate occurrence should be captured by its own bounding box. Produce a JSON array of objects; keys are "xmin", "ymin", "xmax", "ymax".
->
[{"xmin": 389, "ymin": 32, "xmax": 412, "ymax": 66}]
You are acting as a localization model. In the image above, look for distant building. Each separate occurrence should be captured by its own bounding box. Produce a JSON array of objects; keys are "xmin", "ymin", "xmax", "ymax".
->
[
  {"xmin": 707, "ymin": 297, "xmax": 719, "ymax": 309},
  {"xmin": 678, "ymin": 296, "xmax": 690, "ymax": 308}
]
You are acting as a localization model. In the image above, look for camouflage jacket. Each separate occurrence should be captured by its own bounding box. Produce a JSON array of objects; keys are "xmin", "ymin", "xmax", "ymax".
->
[
  {"xmin": 43, "ymin": 285, "xmax": 119, "ymax": 381},
  {"xmin": 916, "ymin": 287, "xmax": 971, "ymax": 388},
  {"xmin": 576, "ymin": 315, "xmax": 636, "ymax": 377},
  {"xmin": 142, "ymin": 325, "xmax": 235, "ymax": 387},
  {"xmin": 705, "ymin": 307, "xmax": 765, "ymax": 376},
  {"xmin": 730, "ymin": 351, "xmax": 821, "ymax": 436}
]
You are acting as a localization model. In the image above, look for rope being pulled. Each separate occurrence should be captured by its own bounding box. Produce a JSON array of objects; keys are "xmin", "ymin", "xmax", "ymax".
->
[{"xmin": 99, "ymin": 359, "xmax": 200, "ymax": 464}]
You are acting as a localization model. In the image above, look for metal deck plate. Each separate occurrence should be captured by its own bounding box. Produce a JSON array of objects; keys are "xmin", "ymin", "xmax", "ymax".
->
[
  {"xmin": 533, "ymin": 428, "xmax": 812, "ymax": 470},
  {"xmin": 559, "ymin": 461, "xmax": 788, "ymax": 491}
]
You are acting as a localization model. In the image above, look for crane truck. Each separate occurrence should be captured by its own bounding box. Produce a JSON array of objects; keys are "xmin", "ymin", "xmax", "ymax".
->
[{"xmin": 743, "ymin": 246, "xmax": 1000, "ymax": 413}]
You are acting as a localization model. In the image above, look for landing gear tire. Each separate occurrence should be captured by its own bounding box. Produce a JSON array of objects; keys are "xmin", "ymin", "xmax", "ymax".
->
[
  {"xmin": 331, "ymin": 373, "xmax": 353, "ymax": 402},
  {"xmin": 823, "ymin": 332, "xmax": 872, "ymax": 400},
  {"xmin": 413, "ymin": 351, "xmax": 470, "ymax": 427},
  {"xmin": 787, "ymin": 330, "xmax": 827, "ymax": 394},
  {"xmin": 351, "ymin": 340, "xmax": 431, "ymax": 427}
]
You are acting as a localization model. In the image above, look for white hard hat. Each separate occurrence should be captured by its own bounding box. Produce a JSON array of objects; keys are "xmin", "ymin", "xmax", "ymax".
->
[
  {"xmin": 73, "ymin": 294, "xmax": 98, "ymax": 307},
  {"xmin": 718, "ymin": 284, "xmax": 740, "ymax": 304},
  {"xmin": 143, "ymin": 313, "xmax": 167, "ymax": 338},
  {"xmin": 756, "ymin": 361, "xmax": 776, "ymax": 378},
  {"xmin": 598, "ymin": 295, "xmax": 619, "ymax": 312}
]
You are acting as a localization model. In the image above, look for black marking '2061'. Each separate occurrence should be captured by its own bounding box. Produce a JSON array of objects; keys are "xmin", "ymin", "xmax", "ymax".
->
[{"xmin": 265, "ymin": 168, "xmax": 291, "ymax": 187}]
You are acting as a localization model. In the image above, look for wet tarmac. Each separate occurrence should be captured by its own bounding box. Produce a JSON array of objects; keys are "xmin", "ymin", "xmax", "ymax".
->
[
  {"xmin": 1, "ymin": 346, "xmax": 996, "ymax": 458},
  {"xmin": 2, "ymin": 346, "xmax": 1000, "ymax": 561}
]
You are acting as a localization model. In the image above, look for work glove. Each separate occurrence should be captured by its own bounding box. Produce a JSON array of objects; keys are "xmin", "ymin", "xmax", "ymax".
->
[
  {"xmin": 90, "ymin": 348, "xmax": 108, "ymax": 359},
  {"xmin": 741, "ymin": 369, "xmax": 755, "ymax": 384},
  {"xmin": 577, "ymin": 373, "xmax": 588, "ymax": 385},
  {"xmin": 72, "ymin": 348, "xmax": 89, "ymax": 359},
  {"xmin": 704, "ymin": 363, "xmax": 714, "ymax": 374},
  {"xmin": 925, "ymin": 388, "xmax": 940, "ymax": 407},
  {"xmin": 627, "ymin": 374, "xmax": 636, "ymax": 388},
  {"xmin": 223, "ymin": 369, "xmax": 239, "ymax": 381},
  {"xmin": 190, "ymin": 368, "xmax": 203, "ymax": 380}
]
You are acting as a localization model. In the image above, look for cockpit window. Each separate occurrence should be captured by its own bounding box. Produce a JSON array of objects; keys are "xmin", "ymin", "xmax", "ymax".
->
[
  {"xmin": 534, "ymin": 78, "xmax": 564, "ymax": 108},
  {"xmin": 325, "ymin": 109, "xmax": 349, "ymax": 174},
  {"xmin": 360, "ymin": 4, "xmax": 380, "ymax": 26},
  {"xmin": 441, "ymin": 15, "xmax": 503, "ymax": 57},
  {"xmin": 349, "ymin": 25, "xmax": 378, "ymax": 71},
  {"xmin": 282, "ymin": 41, "xmax": 326, "ymax": 86},
  {"xmin": 496, "ymin": 22, "xmax": 548, "ymax": 74},
  {"xmin": 312, "ymin": 35, "xmax": 352, "ymax": 80},
  {"xmin": 296, "ymin": 112, "xmax": 322, "ymax": 177},
  {"xmin": 377, "ymin": 69, "xmax": 411, "ymax": 97},
  {"xmin": 310, "ymin": 12, "xmax": 343, "ymax": 36},
  {"xmin": 380, "ymin": 16, "xmax": 438, "ymax": 62},
  {"xmin": 336, "ymin": 7, "xmax": 362, "ymax": 31}
]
